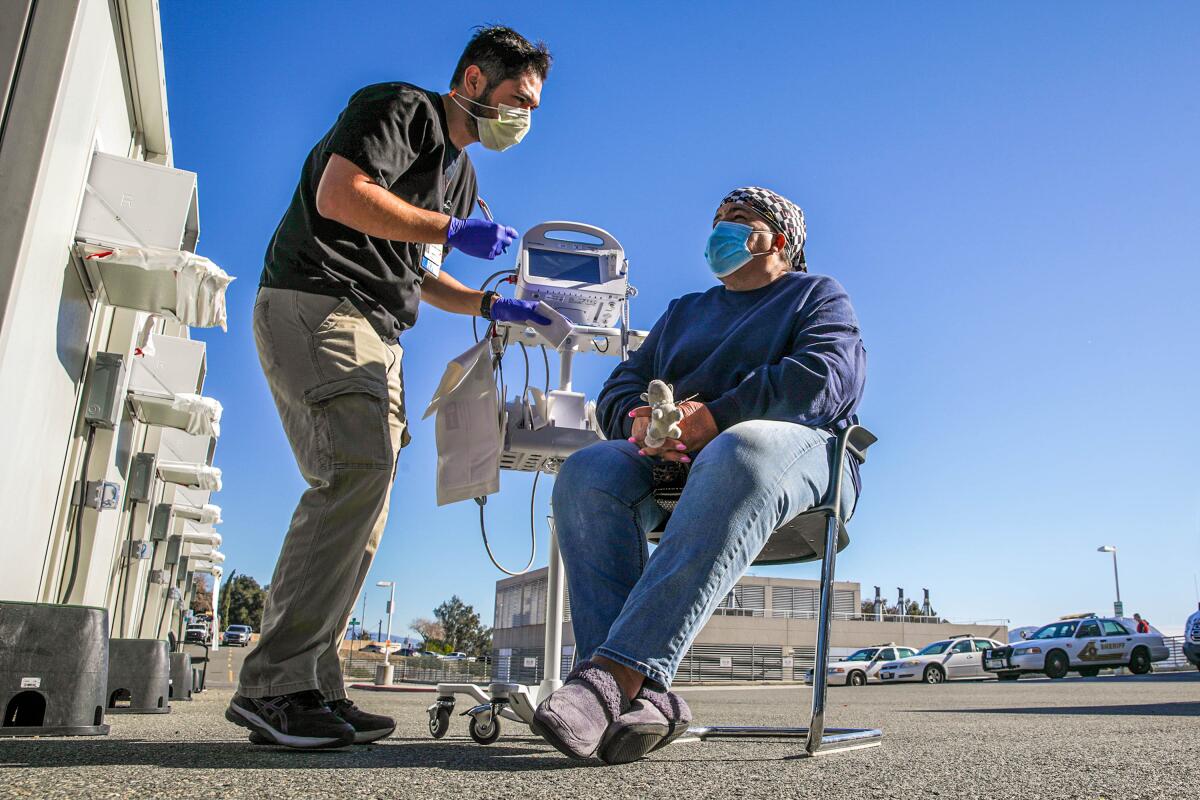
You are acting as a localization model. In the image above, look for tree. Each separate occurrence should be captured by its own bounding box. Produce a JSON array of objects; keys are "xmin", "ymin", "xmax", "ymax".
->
[
  {"xmin": 190, "ymin": 575, "xmax": 213, "ymax": 615},
  {"xmin": 218, "ymin": 575, "xmax": 268, "ymax": 629},
  {"xmin": 432, "ymin": 596, "xmax": 492, "ymax": 657},
  {"xmin": 411, "ymin": 617, "xmax": 446, "ymax": 651}
]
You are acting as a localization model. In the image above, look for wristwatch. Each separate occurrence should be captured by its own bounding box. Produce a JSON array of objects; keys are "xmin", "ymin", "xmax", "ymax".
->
[{"xmin": 479, "ymin": 290, "xmax": 499, "ymax": 321}]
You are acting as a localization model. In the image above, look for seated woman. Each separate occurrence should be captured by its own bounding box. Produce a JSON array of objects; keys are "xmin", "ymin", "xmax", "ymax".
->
[{"xmin": 530, "ymin": 186, "xmax": 867, "ymax": 764}]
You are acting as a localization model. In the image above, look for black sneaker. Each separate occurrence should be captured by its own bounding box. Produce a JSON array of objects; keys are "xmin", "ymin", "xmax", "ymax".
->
[
  {"xmin": 328, "ymin": 699, "xmax": 395, "ymax": 743},
  {"xmin": 226, "ymin": 691, "xmax": 355, "ymax": 750},
  {"xmin": 247, "ymin": 699, "xmax": 395, "ymax": 746}
]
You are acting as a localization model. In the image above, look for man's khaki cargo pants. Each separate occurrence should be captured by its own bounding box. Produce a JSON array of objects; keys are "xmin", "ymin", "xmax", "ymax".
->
[{"xmin": 239, "ymin": 287, "xmax": 408, "ymax": 701}]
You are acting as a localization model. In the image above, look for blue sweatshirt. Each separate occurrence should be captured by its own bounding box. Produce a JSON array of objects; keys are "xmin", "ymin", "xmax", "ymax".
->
[{"xmin": 597, "ymin": 271, "xmax": 867, "ymax": 487}]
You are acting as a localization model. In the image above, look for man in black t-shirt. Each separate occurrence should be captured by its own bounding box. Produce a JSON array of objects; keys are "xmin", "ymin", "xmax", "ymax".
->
[{"xmin": 228, "ymin": 27, "xmax": 553, "ymax": 750}]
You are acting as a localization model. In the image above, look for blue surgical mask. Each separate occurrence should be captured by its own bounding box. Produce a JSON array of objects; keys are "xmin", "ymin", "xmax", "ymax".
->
[{"xmin": 704, "ymin": 221, "xmax": 769, "ymax": 278}]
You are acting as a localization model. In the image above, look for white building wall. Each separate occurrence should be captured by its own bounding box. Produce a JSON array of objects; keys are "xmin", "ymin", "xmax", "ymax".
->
[
  {"xmin": 0, "ymin": 0, "xmax": 138, "ymax": 601},
  {"xmin": 0, "ymin": 0, "xmax": 221, "ymax": 642}
]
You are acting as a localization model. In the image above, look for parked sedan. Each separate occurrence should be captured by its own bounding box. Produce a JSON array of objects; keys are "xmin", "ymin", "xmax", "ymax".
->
[
  {"xmin": 983, "ymin": 615, "xmax": 1170, "ymax": 679},
  {"xmin": 877, "ymin": 636, "xmax": 1006, "ymax": 684},
  {"xmin": 804, "ymin": 644, "xmax": 919, "ymax": 686}
]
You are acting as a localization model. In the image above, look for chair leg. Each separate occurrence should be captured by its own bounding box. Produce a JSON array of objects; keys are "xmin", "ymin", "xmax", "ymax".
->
[
  {"xmin": 678, "ymin": 510, "xmax": 881, "ymax": 757},
  {"xmin": 805, "ymin": 513, "xmax": 840, "ymax": 755}
]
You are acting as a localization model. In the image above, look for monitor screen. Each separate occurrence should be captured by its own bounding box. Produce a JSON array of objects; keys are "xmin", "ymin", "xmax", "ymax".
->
[{"xmin": 527, "ymin": 249, "xmax": 603, "ymax": 283}]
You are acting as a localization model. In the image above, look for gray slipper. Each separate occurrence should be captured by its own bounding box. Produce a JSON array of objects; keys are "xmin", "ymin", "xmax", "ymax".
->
[
  {"xmin": 530, "ymin": 660, "xmax": 629, "ymax": 759},
  {"xmin": 640, "ymin": 686, "xmax": 692, "ymax": 751},
  {"xmin": 598, "ymin": 686, "xmax": 691, "ymax": 765}
]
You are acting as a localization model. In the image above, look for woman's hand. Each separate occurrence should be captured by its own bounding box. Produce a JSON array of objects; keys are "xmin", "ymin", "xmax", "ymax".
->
[{"xmin": 627, "ymin": 401, "xmax": 719, "ymax": 463}]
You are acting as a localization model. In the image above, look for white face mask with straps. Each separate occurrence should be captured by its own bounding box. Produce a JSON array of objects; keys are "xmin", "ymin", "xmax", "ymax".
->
[{"xmin": 450, "ymin": 90, "xmax": 531, "ymax": 152}]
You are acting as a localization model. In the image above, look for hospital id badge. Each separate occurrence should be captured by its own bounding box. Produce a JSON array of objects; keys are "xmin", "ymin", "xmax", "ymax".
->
[{"xmin": 420, "ymin": 243, "xmax": 444, "ymax": 279}]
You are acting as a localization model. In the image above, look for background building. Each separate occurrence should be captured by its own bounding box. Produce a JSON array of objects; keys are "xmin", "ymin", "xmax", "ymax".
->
[
  {"xmin": 492, "ymin": 568, "xmax": 1008, "ymax": 684},
  {"xmin": 0, "ymin": 0, "xmax": 229, "ymax": 642}
]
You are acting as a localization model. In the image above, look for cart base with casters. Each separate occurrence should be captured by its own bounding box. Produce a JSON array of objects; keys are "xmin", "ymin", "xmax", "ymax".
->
[{"xmin": 428, "ymin": 682, "xmax": 541, "ymax": 744}]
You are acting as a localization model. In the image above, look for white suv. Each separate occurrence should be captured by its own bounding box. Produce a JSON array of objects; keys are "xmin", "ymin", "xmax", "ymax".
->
[
  {"xmin": 877, "ymin": 635, "xmax": 1006, "ymax": 684},
  {"xmin": 805, "ymin": 644, "xmax": 919, "ymax": 686},
  {"xmin": 983, "ymin": 615, "xmax": 1170, "ymax": 680}
]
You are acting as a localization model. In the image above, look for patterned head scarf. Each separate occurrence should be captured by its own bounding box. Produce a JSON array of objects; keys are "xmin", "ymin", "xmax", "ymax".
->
[{"xmin": 716, "ymin": 186, "xmax": 807, "ymax": 271}]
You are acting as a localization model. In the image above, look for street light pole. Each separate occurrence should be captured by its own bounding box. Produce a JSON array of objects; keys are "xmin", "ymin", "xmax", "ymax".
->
[
  {"xmin": 1097, "ymin": 546, "xmax": 1122, "ymax": 616},
  {"xmin": 374, "ymin": 580, "xmax": 395, "ymax": 686}
]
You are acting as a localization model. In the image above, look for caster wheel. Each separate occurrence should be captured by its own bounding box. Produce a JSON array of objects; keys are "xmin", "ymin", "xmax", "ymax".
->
[
  {"xmin": 468, "ymin": 713, "xmax": 501, "ymax": 745},
  {"xmin": 429, "ymin": 707, "xmax": 451, "ymax": 739}
]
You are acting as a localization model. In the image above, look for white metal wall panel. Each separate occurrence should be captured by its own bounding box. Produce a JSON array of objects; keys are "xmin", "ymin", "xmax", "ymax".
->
[
  {"xmin": 834, "ymin": 589, "xmax": 856, "ymax": 616},
  {"xmin": 0, "ymin": 0, "xmax": 35, "ymax": 136},
  {"xmin": 771, "ymin": 586, "xmax": 818, "ymax": 616},
  {"xmin": 0, "ymin": 0, "xmax": 139, "ymax": 603}
]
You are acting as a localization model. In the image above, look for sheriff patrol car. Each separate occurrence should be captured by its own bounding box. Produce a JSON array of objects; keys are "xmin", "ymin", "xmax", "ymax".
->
[
  {"xmin": 982, "ymin": 614, "xmax": 1170, "ymax": 680},
  {"xmin": 876, "ymin": 635, "xmax": 1006, "ymax": 684},
  {"xmin": 803, "ymin": 643, "xmax": 919, "ymax": 686}
]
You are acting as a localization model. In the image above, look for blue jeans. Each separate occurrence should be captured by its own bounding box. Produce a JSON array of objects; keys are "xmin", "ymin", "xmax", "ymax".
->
[{"xmin": 552, "ymin": 421, "xmax": 856, "ymax": 689}]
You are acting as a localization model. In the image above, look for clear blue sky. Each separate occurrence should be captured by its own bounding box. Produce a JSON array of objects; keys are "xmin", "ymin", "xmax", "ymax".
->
[{"xmin": 160, "ymin": 2, "xmax": 1199, "ymax": 636}]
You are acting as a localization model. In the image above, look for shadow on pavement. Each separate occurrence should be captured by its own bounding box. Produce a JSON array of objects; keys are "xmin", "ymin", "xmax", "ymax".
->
[
  {"xmin": 1064, "ymin": 672, "xmax": 1200, "ymax": 684},
  {"xmin": 0, "ymin": 737, "xmax": 591, "ymax": 772},
  {"xmin": 912, "ymin": 701, "xmax": 1200, "ymax": 717}
]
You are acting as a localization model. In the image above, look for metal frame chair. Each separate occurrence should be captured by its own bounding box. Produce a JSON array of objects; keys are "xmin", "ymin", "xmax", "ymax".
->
[{"xmin": 646, "ymin": 423, "xmax": 880, "ymax": 757}]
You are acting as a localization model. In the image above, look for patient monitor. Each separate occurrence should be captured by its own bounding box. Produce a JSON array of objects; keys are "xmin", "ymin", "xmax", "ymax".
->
[{"xmin": 515, "ymin": 222, "xmax": 628, "ymax": 327}]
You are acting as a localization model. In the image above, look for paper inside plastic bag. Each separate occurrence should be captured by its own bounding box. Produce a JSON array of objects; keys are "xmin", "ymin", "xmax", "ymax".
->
[
  {"xmin": 159, "ymin": 461, "xmax": 223, "ymax": 492},
  {"xmin": 94, "ymin": 247, "xmax": 235, "ymax": 330},
  {"xmin": 190, "ymin": 503, "xmax": 223, "ymax": 525},
  {"xmin": 171, "ymin": 393, "xmax": 223, "ymax": 437},
  {"xmin": 425, "ymin": 340, "xmax": 502, "ymax": 505}
]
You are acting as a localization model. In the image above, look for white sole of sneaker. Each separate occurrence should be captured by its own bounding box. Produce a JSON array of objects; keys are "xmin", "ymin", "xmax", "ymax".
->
[
  {"xmin": 227, "ymin": 703, "xmax": 351, "ymax": 750},
  {"xmin": 354, "ymin": 727, "xmax": 395, "ymax": 744}
]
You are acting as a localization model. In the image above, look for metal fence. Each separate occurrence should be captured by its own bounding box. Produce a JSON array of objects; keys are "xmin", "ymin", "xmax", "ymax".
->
[
  {"xmin": 472, "ymin": 635, "xmax": 1195, "ymax": 687},
  {"xmin": 488, "ymin": 643, "xmax": 821, "ymax": 685},
  {"xmin": 744, "ymin": 607, "xmax": 1009, "ymax": 626},
  {"xmin": 340, "ymin": 652, "xmax": 491, "ymax": 684},
  {"xmin": 489, "ymin": 648, "xmax": 574, "ymax": 685},
  {"xmin": 674, "ymin": 643, "xmax": 820, "ymax": 683},
  {"xmin": 1158, "ymin": 636, "xmax": 1196, "ymax": 672}
]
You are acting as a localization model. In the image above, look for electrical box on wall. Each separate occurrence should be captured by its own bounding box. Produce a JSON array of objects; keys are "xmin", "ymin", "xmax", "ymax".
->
[
  {"xmin": 164, "ymin": 536, "xmax": 182, "ymax": 566},
  {"xmin": 127, "ymin": 453, "xmax": 156, "ymax": 503},
  {"xmin": 76, "ymin": 480, "xmax": 121, "ymax": 510},
  {"xmin": 84, "ymin": 352, "xmax": 126, "ymax": 429},
  {"xmin": 75, "ymin": 152, "xmax": 200, "ymax": 252},
  {"xmin": 151, "ymin": 503, "xmax": 172, "ymax": 541}
]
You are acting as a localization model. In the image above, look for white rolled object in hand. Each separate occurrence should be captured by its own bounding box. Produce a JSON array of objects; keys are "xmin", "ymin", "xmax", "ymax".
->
[{"xmin": 641, "ymin": 379, "xmax": 684, "ymax": 449}]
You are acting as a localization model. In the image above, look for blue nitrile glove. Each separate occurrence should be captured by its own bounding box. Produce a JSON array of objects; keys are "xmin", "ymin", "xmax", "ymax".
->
[
  {"xmin": 490, "ymin": 298, "xmax": 552, "ymax": 326},
  {"xmin": 445, "ymin": 217, "xmax": 519, "ymax": 260}
]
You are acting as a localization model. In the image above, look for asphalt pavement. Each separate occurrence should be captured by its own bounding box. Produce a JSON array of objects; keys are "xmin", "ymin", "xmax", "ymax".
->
[{"xmin": 1, "ymin": 666, "xmax": 1196, "ymax": 799}]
